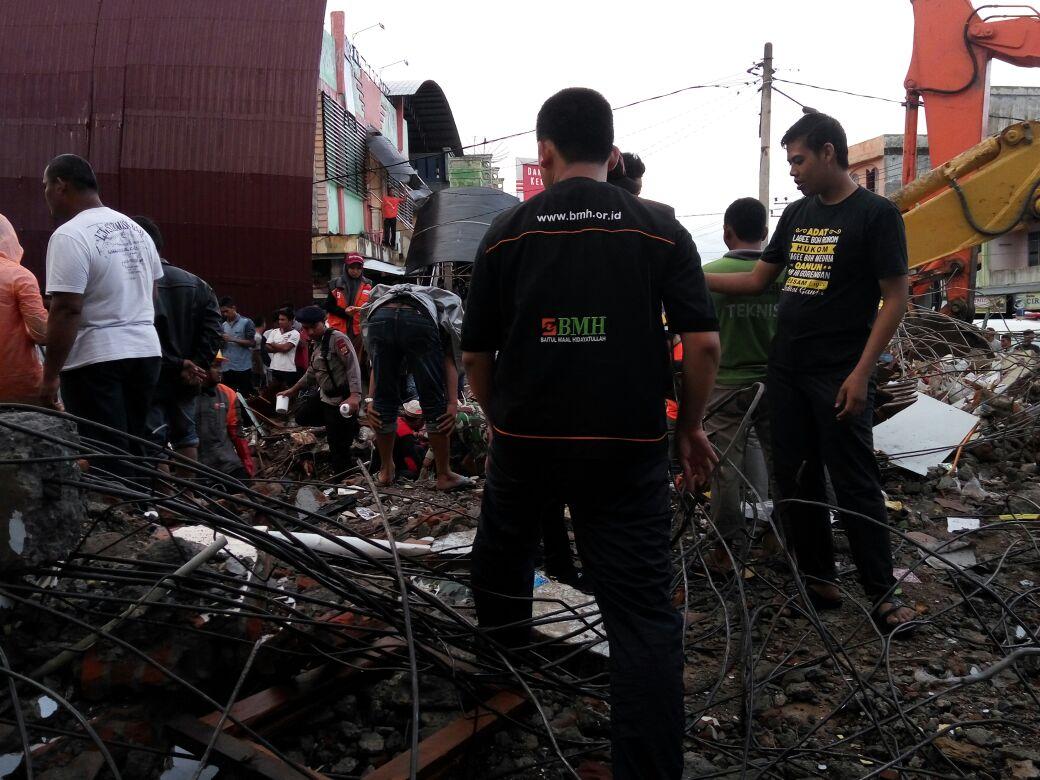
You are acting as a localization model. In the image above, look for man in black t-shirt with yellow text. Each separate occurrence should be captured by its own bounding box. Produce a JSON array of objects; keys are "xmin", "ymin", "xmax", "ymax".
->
[
  {"xmin": 705, "ymin": 112, "xmax": 916, "ymax": 635},
  {"xmin": 462, "ymin": 88, "xmax": 720, "ymax": 779}
]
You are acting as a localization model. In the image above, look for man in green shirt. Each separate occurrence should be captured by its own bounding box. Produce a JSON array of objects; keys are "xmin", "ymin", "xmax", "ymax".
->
[{"xmin": 702, "ymin": 197, "xmax": 779, "ymax": 571}]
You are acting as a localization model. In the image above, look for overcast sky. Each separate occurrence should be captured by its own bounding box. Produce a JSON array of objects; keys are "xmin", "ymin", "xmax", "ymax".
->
[{"xmin": 326, "ymin": 0, "xmax": 1040, "ymax": 259}]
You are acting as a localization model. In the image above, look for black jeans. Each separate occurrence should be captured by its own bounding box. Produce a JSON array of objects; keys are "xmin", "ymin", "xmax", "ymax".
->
[
  {"xmin": 323, "ymin": 401, "xmax": 358, "ymax": 475},
  {"xmin": 367, "ymin": 306, "xmax": 446, "ymax": 434},
  {"xmin": 221, "ymin": 369, "xmax": 254, "ymax": 397},
  {"xmin": 768, "ymin": 364, "xmax": 896, "ymax": 600},
  {"xmin": 383, "ymin": 216, "xmax": 397, "ymax": 247},
  {"xmin": 294, "ymin": 396, "xmax": 359, "ymax": 475},
  {"xmin": 472, "ymin": 441, "xmax": 682, "ymax": 779},
  {"xmin": 61, "ymin": 357, "xmax": 161, "ymax": 477}
]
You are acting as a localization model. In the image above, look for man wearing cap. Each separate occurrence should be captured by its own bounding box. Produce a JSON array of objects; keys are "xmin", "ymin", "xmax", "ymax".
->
[
  {"xmin": 325, "ymin": 254, "xmax": 372, "ymax": 357},
  {"xmin": 361, "ymin": 283, "xmax": 472, "ymax": 491},
  {"xmin": 279, "ymin": 305, "xmax": 362, "ymax": 475}
]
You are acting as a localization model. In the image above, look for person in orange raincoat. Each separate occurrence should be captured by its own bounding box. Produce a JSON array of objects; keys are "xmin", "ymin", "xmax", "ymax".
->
[{"xmin": 0, "ymin": 214, "xmax": 47, "ymax": 402}]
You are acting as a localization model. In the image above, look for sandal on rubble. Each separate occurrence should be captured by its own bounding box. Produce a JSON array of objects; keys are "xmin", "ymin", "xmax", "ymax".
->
[{"xmin": 871, "ymin": 596, "xmax": 919, "ymax": 638}]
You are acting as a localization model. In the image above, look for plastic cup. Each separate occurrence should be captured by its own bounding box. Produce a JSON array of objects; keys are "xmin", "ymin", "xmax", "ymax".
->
[{"xmin": 275, "ymin": 395, "xmax": 289, "ymax": 414}]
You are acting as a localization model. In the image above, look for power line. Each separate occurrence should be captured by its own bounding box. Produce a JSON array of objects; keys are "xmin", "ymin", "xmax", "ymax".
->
[{"xmin": 773, "ymin": 77, "xmax": 905, "ymax": 105}]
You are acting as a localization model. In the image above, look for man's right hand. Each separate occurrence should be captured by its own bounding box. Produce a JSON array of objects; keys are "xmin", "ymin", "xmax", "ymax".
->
[
  {"xmin": 181, "ymin": 360, "xmax": 207, "ymax": 386},
  {"xmin": 278, "ymin": 386, "xmax": 299, "ymax": 399},
  {"xmin": 677, "ymin": 426, "xmax": 718, "ymax": 492},
  {"xmin": 366, "ymin": 402, "xmax": 382, "ymax": 430},
  {"xmin": 39, "ymin": 376, "xmax": 63, "ymax": 411}
]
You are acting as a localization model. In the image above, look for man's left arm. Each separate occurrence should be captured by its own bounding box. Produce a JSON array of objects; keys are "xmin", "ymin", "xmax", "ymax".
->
[
  {"xmin": 835, "ymin": 275, "xmax": 908, "ymax": 420},
  {"xmin": 836, "ymin": 204, "xmax": 909, "ymax": 421}
]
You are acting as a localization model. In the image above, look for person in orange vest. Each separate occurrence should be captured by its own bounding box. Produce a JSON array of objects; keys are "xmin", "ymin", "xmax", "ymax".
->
[
  {"xmin": 381, "ymin": 193, "xmax": 403, "ymax": 247},
  {"xmin": 324, "ymin": 253, "xmax": 372, "ymax": 362},
  {"xmin": 196, "ymin": 351, "xmax": 255, "ymax": 482}
]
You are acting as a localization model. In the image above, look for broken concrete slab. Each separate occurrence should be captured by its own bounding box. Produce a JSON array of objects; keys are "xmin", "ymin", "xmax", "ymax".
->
[
  {"xmin": 0, "ymin": 410, "xmax": 87, "ymax": 570},
  {"xmin": 873, "ymin": 395, "xmax": 980, "ymax": 476}
]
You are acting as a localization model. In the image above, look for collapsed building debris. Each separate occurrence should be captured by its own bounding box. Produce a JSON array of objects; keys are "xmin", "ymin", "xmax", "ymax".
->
[{"xmin": 1, "ymin": 319, "xmax": 1040, "ymax": 780}]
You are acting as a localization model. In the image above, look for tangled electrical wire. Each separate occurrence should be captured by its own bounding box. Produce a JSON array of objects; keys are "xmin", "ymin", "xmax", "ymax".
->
[{"xmin": 1, "ymin": 374, "xmax": 1039, "ymax": 779}]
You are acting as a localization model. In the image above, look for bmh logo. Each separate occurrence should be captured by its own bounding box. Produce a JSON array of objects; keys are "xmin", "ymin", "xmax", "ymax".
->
[{"xmin": 540, "ymin": 316, "xmax": 607, "ymax": 343}]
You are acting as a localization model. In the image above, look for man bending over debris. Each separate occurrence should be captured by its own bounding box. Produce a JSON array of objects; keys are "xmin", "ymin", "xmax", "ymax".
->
[
  {"xmin": 197, "ymin": 352, "xmax": 255, "ymax": 481},
  {"xmin": 462, "ymin": 87, "xmax": 720, "ymax": 779},
  {"xmin": 361, "ymin": 283, "xmax": 472, "ymax": 491},
  {"xmin": 278, "ymin": 306, "xmax": 362, "ymax": 477},
  {"xmin": 704, "ymin": 112, "xmax": 916, "ymax": 634}
]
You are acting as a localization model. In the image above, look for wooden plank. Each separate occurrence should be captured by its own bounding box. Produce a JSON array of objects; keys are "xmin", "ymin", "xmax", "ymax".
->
[
  {"xmin": 200, "ymin": 636, "xmax": 403, "ymax": 735},
  {"xmin": 167, "ymin": 714, "xmax": 330, "ymax": 780},
  {"xmin": 365, "ymin": 690, "xmax": 528, "ymax": 780}
]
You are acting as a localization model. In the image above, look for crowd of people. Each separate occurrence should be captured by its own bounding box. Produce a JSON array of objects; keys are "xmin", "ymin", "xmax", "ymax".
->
[{"xmin": 0, "ymin": 87, "xmax": 1025, "ymax": 779}]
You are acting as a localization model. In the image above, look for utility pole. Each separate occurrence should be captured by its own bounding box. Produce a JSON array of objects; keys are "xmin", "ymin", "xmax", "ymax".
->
[{"xmin": 758, "ymin": 42, "xmax": 773, "ymax": 209}]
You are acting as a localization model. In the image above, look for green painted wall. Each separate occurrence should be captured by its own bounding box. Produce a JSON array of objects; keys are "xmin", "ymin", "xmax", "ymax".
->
[
  {"xmin": 319, "ymin": 31, "xmax": 336, "ymax": 88},
  {"xmin": 326, "ymin": 183, "xmax": 340, "ymax": 234},
  {"xmin": 345, "ymin": 192, "xmax": 364, "ymax": 234}
]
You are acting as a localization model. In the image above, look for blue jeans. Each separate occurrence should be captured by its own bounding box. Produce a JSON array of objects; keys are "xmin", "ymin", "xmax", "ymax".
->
[{"xmin": 367, "ymin": 305, "xmax": 446, "ymax": 434}]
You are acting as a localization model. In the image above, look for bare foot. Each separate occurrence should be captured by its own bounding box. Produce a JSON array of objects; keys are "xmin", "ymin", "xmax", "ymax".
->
[
  {"xmin": 435, "ymin": 471, "xmax": 474, "ymax": 492},
  {"xmin": 878, "ymin": 601, "xmax": 916, "ymax": 628},
  {"xmin": 376, "ymin": 467, "xmax": 395, "ymax": 487}
]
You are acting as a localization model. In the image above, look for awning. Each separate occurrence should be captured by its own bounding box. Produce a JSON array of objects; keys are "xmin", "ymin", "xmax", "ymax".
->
[
  {"xmin": 405, "ymin": 187, "xmax": 519, "ymax": 274},
  {"xmin": 363, "ymin": 259, "xmax": 408, "ymax": 276},
  {"xmin": 367, "ymin": 130, "xmax": 417, "ymax": 185}
]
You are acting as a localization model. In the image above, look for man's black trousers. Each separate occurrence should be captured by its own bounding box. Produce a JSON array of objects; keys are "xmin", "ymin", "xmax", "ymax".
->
[
  {"xmin": 61, "ymin": 357, "xmax": 161, "ymax": 480},
  {"xmin": 472, "ymin": 441, "xmax": 683, "ymax": 780},
  {"xmin": 768, "ymin": 364, "xmax": 896, "ymax": 601}
]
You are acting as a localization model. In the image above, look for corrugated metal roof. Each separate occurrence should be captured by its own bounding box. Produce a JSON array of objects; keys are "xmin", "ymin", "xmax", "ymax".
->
[
  {"xmin": 386, "ymin": 79, "xmax": 463, "ymax": 156},
  {"xmin": 0, "ymin": 0, "xmax": 326, "ymax": 316}
]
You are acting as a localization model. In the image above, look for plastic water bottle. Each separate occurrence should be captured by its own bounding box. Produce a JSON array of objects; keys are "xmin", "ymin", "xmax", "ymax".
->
[{"xmin": 339, "ymin": 401, "xmax": 355, "ymax": 418}]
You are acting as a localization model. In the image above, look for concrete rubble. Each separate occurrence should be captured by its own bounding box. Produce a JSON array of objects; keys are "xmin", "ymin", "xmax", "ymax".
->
[{"xmin": 1, "ymin": 313, "xmax": 1040, "ymax": 778}]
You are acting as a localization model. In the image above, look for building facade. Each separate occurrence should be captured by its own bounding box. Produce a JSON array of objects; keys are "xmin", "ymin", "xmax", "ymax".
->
[
  {"xmin": 447, "ymin": 154, "xmax": 503, "ymax": 190},
  {"xmin": 310, "ymin": 13, "xmax": 462, "ymax": 301},
  {"xmin": 514, "ymin": 159, "xmax": 545, "ymax": 201},
  {"xmin": 849, "ymin": 87, "xmax": 1040, "ymax": 313},
  {"xmin": 976, "ymin": 87, "xmax": 1040, "ymax": 312}
]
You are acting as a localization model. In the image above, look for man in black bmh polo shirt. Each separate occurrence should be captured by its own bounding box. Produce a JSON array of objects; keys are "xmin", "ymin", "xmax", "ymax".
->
[
  {"xmin": 704, "ymin": 112, "xmax": 916, "ymax": 635},
  {"xmin": 462, "ymin": 87, "xmax": 721, "ymax": 779}
]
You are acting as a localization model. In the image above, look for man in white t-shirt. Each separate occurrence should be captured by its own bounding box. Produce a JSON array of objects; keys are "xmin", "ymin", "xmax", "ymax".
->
[
  {"xmin": 41, "ymin": 154, "xmax": 164, "ymax": 465},
  {"xmin": 263, "ymin": 308, "xmax": 301, "ymax": 391}
]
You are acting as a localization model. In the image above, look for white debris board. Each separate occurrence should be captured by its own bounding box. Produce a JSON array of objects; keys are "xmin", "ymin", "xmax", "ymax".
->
[{"xmin": 873, "ymin": 394, "xmax": 979, "ymax": 476}]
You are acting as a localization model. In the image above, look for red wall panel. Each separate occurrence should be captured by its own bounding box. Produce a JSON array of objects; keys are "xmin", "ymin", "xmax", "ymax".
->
[{"xmin": 0, "ymin": 0, "xmax": 325, "ymax": 317}]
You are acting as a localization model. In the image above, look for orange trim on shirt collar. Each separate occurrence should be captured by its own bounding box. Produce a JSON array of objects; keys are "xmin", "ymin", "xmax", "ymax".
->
[{"xmin": 485, "ymin": 227, "xmax": 675, "ymax": 254}]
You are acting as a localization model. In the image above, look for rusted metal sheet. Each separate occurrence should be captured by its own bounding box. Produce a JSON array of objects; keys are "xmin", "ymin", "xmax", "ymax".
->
[{"xmin": 0, "ymin": 0, "xmax": 326, "ymax": 315}]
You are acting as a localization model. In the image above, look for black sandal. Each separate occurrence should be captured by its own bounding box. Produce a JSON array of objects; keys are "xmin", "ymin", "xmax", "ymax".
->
[
  {"xmin": 806, "ymin": 587, "xmax": 843, "ymax": 611},
  {"xmin": 872, "ymin": 596, "xmax": 919, "ymax": 637}
]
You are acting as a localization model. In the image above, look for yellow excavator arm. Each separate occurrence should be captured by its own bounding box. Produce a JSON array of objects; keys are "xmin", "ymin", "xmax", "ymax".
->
[{"xmin": 890, "ymin": 121, "xmax": 1040, "ymax": 269}]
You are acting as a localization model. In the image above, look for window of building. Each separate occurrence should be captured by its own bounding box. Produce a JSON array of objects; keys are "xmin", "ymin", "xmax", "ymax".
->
[
  {"xmin": 865, "ymin": 167, "xmax": 877, "ymax": 192},
  {"xmin": 1029, "ymin": 232, "xmax": 1040, "ymax": 267}
]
